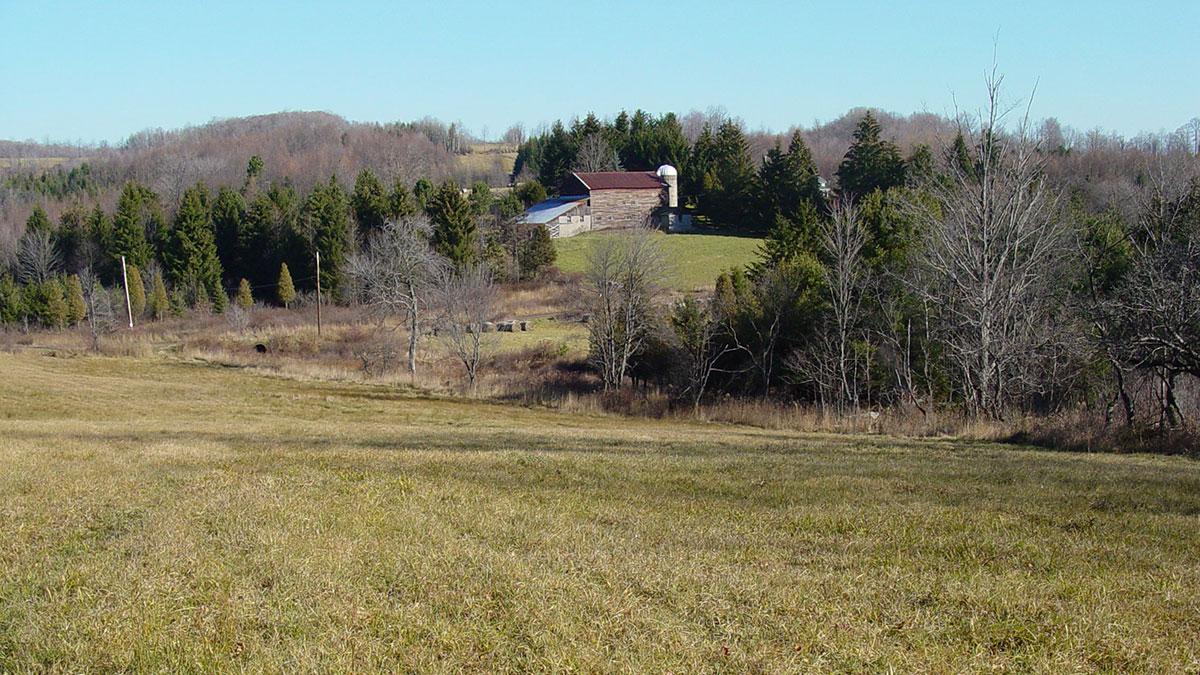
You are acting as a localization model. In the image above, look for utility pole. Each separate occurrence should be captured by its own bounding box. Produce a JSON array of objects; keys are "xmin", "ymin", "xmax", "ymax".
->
[
  {"xmin": 315, "ymin": 250, "xmax": 322, "ymax": 336},
  {"xmin": 120, "ymin": 255, "xmax": 134, "ymax": 329}
]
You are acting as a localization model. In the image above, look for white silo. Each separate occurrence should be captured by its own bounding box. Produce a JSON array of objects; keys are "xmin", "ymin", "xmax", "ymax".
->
[{"xmin": 656, "ymin": 164, "xmax": 679, "ymax": 208}]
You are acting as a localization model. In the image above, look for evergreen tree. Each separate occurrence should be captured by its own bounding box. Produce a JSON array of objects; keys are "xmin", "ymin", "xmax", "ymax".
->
[
  {"xmin": 148, "ymin": 274, "xmax": 169, "ymax": 320},
  {"xmin": 905, "ymin": 144, "xmax": 936, "ymax": 185},
  {"xmin": 755, "ymin": 143, "xmax": 791, "ymax": 229},
  {"xmin": 110, "ymin": 181, "xmax": 161, "ymax": 269},
  {"xmin": 193, "ymin": 280, "xmax": 210, "ymax": 312},
  {"xmin": 64, "ymin": 274, "xmax": 86, "ymax": 326},
  {"xmin": 513, "ymin": 181, "xmax": 547, "ymax": 208},
  {"xmin": 211, "ymin": 185, "xmax": 248, "ymax": 287},
  {"xmin": 707, "ymin": 121, "xmax": 756, "ymax": 228},
  {"xmin": 496, "ymin": 192, "xmax": 524, "ymax": 219},
  {"xmin": 756, "ymin": 130, "xmax": 827, "ymax": 231},
  {"xmin": 54, "ymin": 205, "xmax": 91, "ymax": 274},
  {"xmin": 352, "ymin": 168, "xmax": 389, "ymax": 238},
  {"xmin": 244, "ymin": 154, "xmax": 264, "ymax": 192},
  {"xmin": 163, "ymin": 183, "xmax": 225, "ymax": 308},
  {"xmin": 413, "ymin": 178, "xmax": 435, "ymax": 212},
  {"xmin": 858, "ymin": 189, "xmax": 916, "ymax": 273},
  {"xmin": 428, "ymin": 180, "xmax": 477, "ymax": 266},
  {"xmin": 168, "ymin": 286, "xmax": 186, "ymax": 318},
  {"xmin": 684, "ymin": 124, "xmax": 718, "ymax": 201},
  {"xmin": 387, "ymin": 178, "xmax": 417, "ymax": 220},
  {"xmin": 751, "ymin": 202, "xmax": 823, "ymax": 278},
  {"xmin": 305, "ymin": 176, "xmax": 352, "ymax": 298},
  {"xmin": 86, "ymin": 205, "xmax": 110, "ymax": 244},
  {"xmin": 0, "ymin": 275, "xmax": 23, "ymax": 327},
  {"xmin": 28, "ymin": 280, "xmax": 68, "ymax": 329},
  {"xmin": 126, "ymin": 264, "xmax": 146, "ymax": 317},
  {"xmin": 518, "ymin": 224, "xmax": 556, "ymax": 279},
  {"xmin": 236, "ymin": 278, "xmax": 253, "ymax": 309},
  {"xmin": 537, "ymin": 121, "xmax": 576, "ymax": 192},
  {"xmin": 260, "ymin": 182, "xmax": 308, "ymax": 294},
  {"xmin": 947, "ymin": 132, "xmax": 977, "ymax": 182},
  {"xmin": 26, "ymin": 205, "xmax": 52, "ymax": 233},
  {"xmin": 277, "ymin": 263, "xmax": 295, "ymax": 308},
  {"xmin": 468, "ymin": 182, "xmax": 492, "ymax": 216},
  {"xmin": 785, "ymin": 130, "xmax": 826, "ymax": 211},
  {"xmin": 835, "ymin": 111, "xmax": 906, "ymax": 200}
]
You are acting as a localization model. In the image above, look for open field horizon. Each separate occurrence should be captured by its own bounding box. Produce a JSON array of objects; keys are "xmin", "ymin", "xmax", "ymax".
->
[{"xmin": 2, "ymin": 351, "xmax": 1199, "ymax": 671}]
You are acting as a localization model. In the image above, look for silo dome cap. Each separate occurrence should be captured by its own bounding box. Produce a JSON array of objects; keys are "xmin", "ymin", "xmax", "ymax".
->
[{"xmin": 656, "ymin": 164, "xmax": 678, "ymax": 177}]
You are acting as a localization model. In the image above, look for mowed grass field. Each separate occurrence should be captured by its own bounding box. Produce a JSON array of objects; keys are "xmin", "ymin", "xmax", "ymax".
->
[
  {"xmin": 2, "ymin": 353, "xmax": 1200, "ymax": 672},
  {"xmin": 553, "ymin": 232, "xmax": 763, "ymax": 291}
]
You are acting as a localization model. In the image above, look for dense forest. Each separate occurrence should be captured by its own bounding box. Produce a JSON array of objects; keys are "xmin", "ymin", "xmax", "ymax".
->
[{"xmin": 2, "ymin": 100, "xmax": 1199, "ymax": 442}]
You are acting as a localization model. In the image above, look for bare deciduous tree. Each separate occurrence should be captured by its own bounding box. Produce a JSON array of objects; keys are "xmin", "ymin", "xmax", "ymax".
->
[
  {"xmin": 345, "ymin": 216, "xmax": 447, "ymax": 375},
  {"xmin": 573, "ymin": 134, "xmax": 622, "ymax": 173},
  {"xmin": 819, "ymin": 201, "xmax": 869, "ymax": 410},
  {"xmin": 80, "ymin": 269, "xmax": 117, "ymax": 351},
  {"xmin": 785, "ymin": 203, "xmax": 872, "ymax": 413},
  {"xmin": 17, "ymin": 229, "xmax": 61, "ymax": 285},
  {"xmin": 585, "ymin": 227, "xmax": 669, "ymax": 390},
  {"xmin": 669, "ymin": 297, "xmax": 739, "ymax": 413},
  {"xmin": 430, "ymin": 265, "xmax": 498, "ymax": 392},
  {"xmin": 904, "ymin": 69, "xmax": 1072, "ymax": 418}
]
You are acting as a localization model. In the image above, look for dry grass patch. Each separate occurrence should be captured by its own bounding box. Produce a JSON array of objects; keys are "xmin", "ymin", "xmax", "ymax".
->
[{"xmin": 1, "ymin": 353, "xmax": 1199, "ymax": 672}]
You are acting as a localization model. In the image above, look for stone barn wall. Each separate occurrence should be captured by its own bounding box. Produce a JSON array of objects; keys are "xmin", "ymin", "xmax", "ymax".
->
[{"xmin": 589, "ymin": 189, "xmax": 665, "ymax": 230}]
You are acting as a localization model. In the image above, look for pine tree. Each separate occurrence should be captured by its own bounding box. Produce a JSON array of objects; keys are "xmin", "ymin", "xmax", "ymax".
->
[
  {"xmin": 756, "ymin": 130, "xmax": 827, "ymax": 231},
  {"xmin": 751, "ymin": 202, "xmax": 823, "ymax": 279},
  {"xmin": 0, "ymin": 275, "xmax": 23, "ymax": 327},
  {"xmin": 835, "ymin": 111, "xmax": 906, "ymax": 200},
  {"xmin": 168, "ymin": 286, "xmax": 186, "ymax": 317},
  {"xmin": 305, "ymin": 177, "xmax": 352, "ymax": 299},
  {"xmin": 469, "ymin": 182, "xmax": 492, "ymax": 216},
  {"xmin": 211, "ymin": 281, "xmax": 228, "ymax": 314},
  {"xmin": 64, "ymin": 275, "xmax": 86, "ymax": 326},
  {"xmin": 684, "ymin": 124, "xmax": 717, "ymax": 201},
  {"xmin": 428, "ymin": 180, "xmax": 477, "ymax": 267},
  {"xmin": 518, "ymin": 224, "xmax": 556, "ymax": 279},
  {"xmin": 236, "ymin": 278, "xmax": 253, "ymax": 309},
  {"xmin": 244, "ymin": 154, "xmax": 264, "ymax": 192},
  {"xmin": 277, "ymin": 263, "xmax": 295, "ymax": 308},
  {"xmin": 413, "ymin": 178, "xmax": 435, "ymax": 213},
  {"xmin": 785, "ymin": 130, "xmax": 826, "ymax": 212},
  {"xmin": 26, "ymin": 205, "xmax": 52, "ymax": 233},
  {"xmin": 537, "ymin": 121, "xmax": 576, "ymax": 192},
  {"xmin": 707, "ymin": 121, "xmax": 756, "ymax": 228},
  {"xmin": 148, "ymin": 274, "xmax": 169, "ymax": 320},
  {"xmin": 352, "ymin": 168, "xmax": 389, "ymax": 238},
  {"xmin": 164, "ymin": 183, "xmax": 225, "ymax": 309},
  {"xmin": 947, "ymin": 132, "xmax": 977, "ymax": 182},
  {"xmin": 212, "ymin": 185, "xmax": 248, "ymax": 287},
  {"xmin": 39, "ymin": 280, "xmax": 69, "ymax": 329},
  {"xmin": 193, "ymin": 281, "xmax": 210, "ymax": 312},
  {"xmin": 126, "ymin": 264, "xmax": 146, "ymax": 317},
  {"xmin": 110, "ymin": 181, "xmax": 160, "ymax": 269},
  {"xmin": 387, "ymin": 178, "xmax": 417, "ymax": 220}
]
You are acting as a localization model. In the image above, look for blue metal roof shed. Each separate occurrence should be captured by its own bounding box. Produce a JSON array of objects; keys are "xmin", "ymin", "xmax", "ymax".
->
[{"xmin": 520, "ymin": 197, "xmax": 589, "ymax": 225}]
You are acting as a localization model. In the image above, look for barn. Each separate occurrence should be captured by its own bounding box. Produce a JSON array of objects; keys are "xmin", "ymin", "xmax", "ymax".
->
[{"xmin": 521, "ymin": 165, "xmax": 685, "ymax": 238}]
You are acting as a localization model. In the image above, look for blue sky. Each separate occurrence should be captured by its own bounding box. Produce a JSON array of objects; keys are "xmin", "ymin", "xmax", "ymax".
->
[{"xmin": 2, "ymin": 0, "xmax": 1196, "ymax": 144}]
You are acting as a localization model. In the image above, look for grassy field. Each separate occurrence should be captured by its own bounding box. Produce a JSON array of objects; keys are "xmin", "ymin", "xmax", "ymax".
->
[
  {"xmin": 0, "ymin": 157, "xmax": 74, "ymax": 170},
  {"xmin": 553, "ymin": 231, "xmax": 763, "ymax": 291},
  {"xmin": 2, "ymin": 352, "xmax": 1200, "ymax": 672}
]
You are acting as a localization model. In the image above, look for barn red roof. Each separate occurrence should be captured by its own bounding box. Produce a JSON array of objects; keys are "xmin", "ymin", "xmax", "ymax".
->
[{"xmin": 572, "ymin": 171, "xmax": 666, "ymax": 191}]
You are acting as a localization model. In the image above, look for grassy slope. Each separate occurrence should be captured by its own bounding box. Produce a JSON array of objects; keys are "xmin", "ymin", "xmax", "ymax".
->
[
  {"xmin": 1, "ymin": 353, "xmax": 1199, "ymax": 672},
  {"xmin": 553, "ymin": 231, "xmax": 763, "ymax": 291}
]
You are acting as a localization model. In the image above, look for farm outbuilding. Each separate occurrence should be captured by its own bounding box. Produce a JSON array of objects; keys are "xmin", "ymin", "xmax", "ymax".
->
[{"xmin": 521, "ymin": 165, "xmax": 689, "ymax": 238}]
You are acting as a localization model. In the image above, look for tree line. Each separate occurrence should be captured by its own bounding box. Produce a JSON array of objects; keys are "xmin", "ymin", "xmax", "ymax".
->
[
  {"xmin": 580, "ymin": 81, "xmax": 1200, "ymax": 434},
  {"xmin": 0, "ymin": 156, "xmax": 557, "ymax": 332}
]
